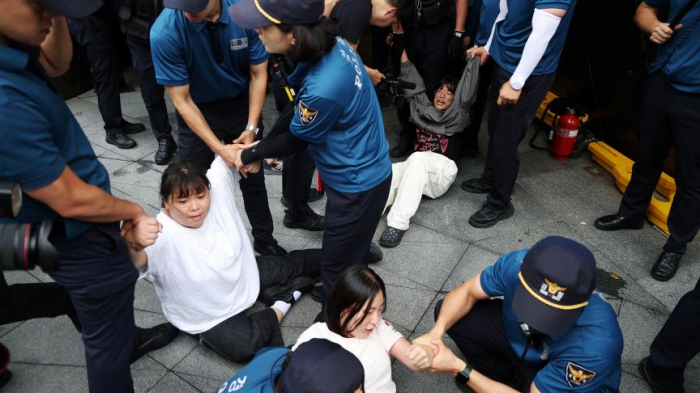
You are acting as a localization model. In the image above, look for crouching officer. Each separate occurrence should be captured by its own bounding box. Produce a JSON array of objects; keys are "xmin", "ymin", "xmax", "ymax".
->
[{"xmin": 416, "ymin": 236, "xmax": 624, "ymax": 392}]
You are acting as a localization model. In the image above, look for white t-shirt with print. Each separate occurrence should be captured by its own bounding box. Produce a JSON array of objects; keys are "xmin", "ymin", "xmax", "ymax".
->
[
  {"xmin": 142, "ymin": 156, "xmax": 259, "ymax": 334},
  {"xmin": 292, "ymin": 320, "xmax": 404, "ymax": 393}
]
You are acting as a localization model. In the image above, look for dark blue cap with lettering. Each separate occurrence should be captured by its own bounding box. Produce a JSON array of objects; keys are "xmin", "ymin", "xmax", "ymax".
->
[{"xmin": 39, "ymin": 0, "xmax": 102, "ymax": 18}]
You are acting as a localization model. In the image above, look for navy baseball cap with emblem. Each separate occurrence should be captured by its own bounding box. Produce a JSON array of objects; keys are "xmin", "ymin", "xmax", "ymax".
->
[
  {"xmin": 228, "ymin": 0, "xmax": 324, "ymax": 29},
  {"xmin": 279, "ymin": 339, "xmax": 364, "ymax": 393},
  {"xmin": 38, "ymin": 0, "xmax": 102, "ymax": 18},
  {"xmin": 512, "ymin": 236, "xmax": 597, "ymax": 337},
  {"xmin": 163, "ymin": 0, "xmax": 210, "ymax": 14}
]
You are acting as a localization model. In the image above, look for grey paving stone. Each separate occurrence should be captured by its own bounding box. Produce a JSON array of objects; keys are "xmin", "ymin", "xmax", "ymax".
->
[
  {"xmin": 25, "ymin": 266, "xmax": 54, "ymax": 284},
  {"xmin": 621, "ymin": 370, "xmax": 653, "ymax": 393},
  {"xmin": 148, "ymin": 333, "xmax": 200, "ymax": 371},
  {"xmin": 373, "ymin": 219, "xmax": 466, "ymax": 245},
  {"xmin": 96, "ymin": 148, "xmax": 135, "ymax": 176},
  {"xmin": 173, "ymin": 345, "xmax": 243, "ymax": 382},
  {"xmin": 134, "ymin": 279, "xmax": 164, "ymax": 314},
  {"xmin": 383, "ymin": 284, "xmax": 440, "ymax": 332},
  {"xmin": 636, "ymin": 275, "xmax": 697, "ymax": 314},
  {"xmin": 65, "ymin": 97, "xmax": 102, "ymax": 128},
  {"xmin": 2, "ymin": 364, "xmax": 89, "ymax": 393},
  {"xmin": 373, "ymin": 265, "xmax": 436, "ymax": 292},
  {"xmin": 132, "ymin": 357, "xmax": 170, "ymax": 392},
  {"xmin": 279, "ymin": 293, "xmax": 321, "ymax": 329},
  {"xmin": 147, "ymin": 372, "xmax": 199, "ymax": 392},
  {"xmin": 617, "ymin": 301, "xmax": 668, "ymax": 365},
  {"xmin": 174, "ymin": 371, "xmax": 226, "ymax": 393},
  {"xmin": 281, "ymin": 327, "xmax": 308, "ymax": 348},
  {"xmin": 111, "ymin": 183, "xmax": 161, "ymax": 212},
  {"xmin": 112, "ymin": 162, "xmax": 165, "ymax": 189},
  {"xmin": 3, "ymin": 314, "xmax": 84, "ymax": 366},
  {"xmin": 392, "ymin": 361, "xmax": 461, "ymax": 393},
  {"xmin": 443, "ymin": 244, "xmax": 501, "ymax": 291}
]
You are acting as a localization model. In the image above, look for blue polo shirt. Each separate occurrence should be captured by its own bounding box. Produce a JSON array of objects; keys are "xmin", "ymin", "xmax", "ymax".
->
[
  {"xmin": 0, "ymin": 44, "xmax": 110, "ymax": 240},
  {"xmin": 216, "ymin": 347, "xmax": 287, "ymax": 392},
  {"xmin": 489, "ymin": 0, "xmax": 577, "ymax": 75},
  {"xmin": 475, "ymin": 0, "xmax": 500, "ymax": 46},
  {"xmin": 287, "ymin": 37, "xmax": 391, "ymax": 194},
  {"xmin": 645, "ymin": 0, "xmax": 700, "ymax": 93},
  {"xmin": 150, "ymin": 0, "xmax": 269, "ymax": 104},
  {"xmin": 480, "ymin": 250, "xmax": 623, "ymax": 392}
]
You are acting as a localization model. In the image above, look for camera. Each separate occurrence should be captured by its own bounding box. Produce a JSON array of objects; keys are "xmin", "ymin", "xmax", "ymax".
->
[
  {"xmin": 375, "ymin": 75, "xmax": 417, "ymax": 108},
  {"xmin": 0, "ymin": 181, "xmax": 64, "ymax": 272}
]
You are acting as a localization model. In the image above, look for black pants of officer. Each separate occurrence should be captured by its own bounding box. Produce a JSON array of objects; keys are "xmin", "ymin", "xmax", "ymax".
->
[
  {"xmin": 617, "ymin": 72, "xmax": 700, "ymax": 254},
  {"xmin": 461, "ymin": 59, "xmax": 495, "ymax": 155},
  {"xmin": 649, "ymin": 276, "xmax": 700, "ymax": 390},
  {"xmin": 321, "ymin": 175, "xmax": 392, "ymax": 306},
  {"xmin": 482, "ymin": 65, "xmax": 556, "ymax": 211},
  {"xmin": 177, "ymin": 95, "xmax": 277, "ymax": 247},
  {"xmin": 125, "ymin": 35, "xmax": 173, "ymax": 142},
  {"xmin": 50, "ymin": 224, "xmax": 139, "ymax": 393},
  {"xmin": 436, "ymin": 298, "xmax": 539, "ymax": 393}
]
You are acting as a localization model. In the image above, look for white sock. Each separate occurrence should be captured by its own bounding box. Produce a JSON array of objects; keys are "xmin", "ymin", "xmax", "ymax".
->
[
  {"xmin": 293, "ymin": 291, "xmax": 302, "ymax": 301},
  {"xmin": 271, "ymin": 301, "xmax": 291, "ymax": 316}
]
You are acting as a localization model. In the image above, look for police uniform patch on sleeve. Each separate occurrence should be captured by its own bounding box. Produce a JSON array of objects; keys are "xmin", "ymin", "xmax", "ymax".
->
[
  {"xmin": 566, "ymin": 362, "xmax": 596, "ymax": 387},
  {"xmin": 298, "ymin": 100, "xmax": 318, "ymax": 126}
]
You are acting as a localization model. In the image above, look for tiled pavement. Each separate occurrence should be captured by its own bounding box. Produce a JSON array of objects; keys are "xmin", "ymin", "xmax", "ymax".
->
[{"xmin": 1, "ymin": 83, "xmax": 699, "ymax": 392}]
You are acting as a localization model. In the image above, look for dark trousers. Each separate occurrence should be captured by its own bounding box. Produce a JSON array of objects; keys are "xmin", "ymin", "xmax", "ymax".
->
[
  {"xmin": 618, "ymin": 72, "xmax": 700, "ymax": 254},
  {"xmin": 649, "ymin": 276, "xmax": 700, "ymax": 391},
  {"xmin": 461, "ymin": 59, "xmax": 495, "ymax": 154},
  {"xmin": 483, "ymin": 65, "xmax": 556, "ymax": 210},
  {"xmin": 125, "ymin": 35, "xmax": 173, "ymax": 141},
  {"xmin": 177, "ymin": 96, "xmax": 276, "ymax": 246},
  {"xmin": 437, "ymin": 299, "xmax": 538, "ymax": 392},
  {"xmin": 282, "ymin": 150, "xmax": 317, "ymax": 220},
  {"xmin": 200, "ymin": 249, "xmax": 321, "ymax": 363},
  {"xmin": 50, "ymin": 224, "xmax": 140, "ymax": 393},
  {"xmin": 321, "ymin": 175, "xmax": 392, "ymax": 305}
]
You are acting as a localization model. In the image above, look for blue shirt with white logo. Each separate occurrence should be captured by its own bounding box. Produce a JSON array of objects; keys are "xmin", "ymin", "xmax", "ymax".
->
[
  {"xmin": 479, "ymin": 250, "xmax": 623, "ymax": 392},
  {"xmin": 287, "ymin": 38, "xmax": 391, "ymax": 194},
  {"xmin": 489, "ymin": 0, "xmax": 577, "ymax": 75},
  {"xmin": 216, "ymin": 347, "xmax": 287, "ymax": 393},
  {"xmin": 150, "ymin": 0, "xmax": 269, "ymax": 104},
  {"xmin": 0, "ymin": 44, "xmax": 110, "ymax": 240},
  {"xmin": 645, "ymin": 0, "xmax": 700, "ymax": 93},
  {"xmin": 475, "ymin": 0, "xmax": 500, "ymax": 46}
]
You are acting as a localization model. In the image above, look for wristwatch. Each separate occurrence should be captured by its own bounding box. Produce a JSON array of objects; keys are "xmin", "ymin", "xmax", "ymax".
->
[
  {"xmin": 455, "ymin": 363, "xmax": 473, "ymax": 385},
  {"xmin": 245, "ymin": 123, "xmax": 259, "ymax": 136},
  {"xmin": 454, "ymin": 30, "xmax": 465, "ymax": 38}
]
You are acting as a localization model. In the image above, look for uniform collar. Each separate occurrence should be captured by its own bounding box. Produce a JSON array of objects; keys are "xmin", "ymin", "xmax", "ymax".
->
[
  {"xmin": 0, "ymin": 44, "xmax": 32, "ymax": 72},
  {"xmin": 193, "ymin": 0, "xmax": 230, "ymax": 31}
]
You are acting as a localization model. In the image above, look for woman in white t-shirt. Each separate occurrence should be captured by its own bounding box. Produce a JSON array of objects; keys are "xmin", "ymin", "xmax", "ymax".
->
[{"xmin": 293, "ymin": 266, "xmax": 434, "ymax": 393}]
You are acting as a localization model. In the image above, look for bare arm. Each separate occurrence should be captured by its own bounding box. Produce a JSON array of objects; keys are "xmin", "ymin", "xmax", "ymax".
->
[
  {"xmin": 121, "ymin": 217, "xmax": 162, "ymax": 269},
  {"xmin": 634, "ymin": 2, "xmax": 681, "ymax": 44},
  {"xmin": 455, "ymin": 0, "xmax": 468, "ymax": 31},
  {"xmin": 390, "ymin": 337, "xmax": 434, "ymax": 371},
  {"xmin": 39, "ymin": 16, "xmax": 72, "ymax": 77},
  {"xmin": 245, "ymin": 60, "xmax": 268, "ymax": 141}
]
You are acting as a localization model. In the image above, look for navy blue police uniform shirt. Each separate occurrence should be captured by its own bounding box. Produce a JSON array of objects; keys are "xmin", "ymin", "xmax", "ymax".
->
[
  {"xmin": 150, "ymin": 0, "xmax": 269, "ymax": 104},
  {"xmin": 0, "ymin": 44, "xmax": 110, "ymax": 240},
  {"xmin": 480, "ymin": 250, "xmax": 623, "ymax": 392},
  {"xmin": 645, "ymin": 0, "xmax": 700, "ymax": 93},
  {"xmin": 216, "ymin": 347, "xmax": 287, "ymax": 393},
  {"xmin": 475, "ymin": 0, "xmax": 500, "ymax": 46},
  {"xmin": 287, "ymin": 37, "xmax": 391, "ymax": 194},
  {"xmin": 489, "ymin": 0, "xmax": 577, "ymax": 75}
]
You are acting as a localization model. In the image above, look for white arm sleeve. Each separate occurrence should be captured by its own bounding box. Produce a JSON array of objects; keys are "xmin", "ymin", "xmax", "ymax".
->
[
  {"xmin": 509, "ymin": 9, "xmax": 562, "ymax": 90},
  {"xmin": 484, "ymin": 0, "xmax": 509, "ymax": 53}
]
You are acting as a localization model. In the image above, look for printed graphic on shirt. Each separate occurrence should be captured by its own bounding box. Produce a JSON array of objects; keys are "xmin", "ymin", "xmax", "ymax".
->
[
  {"xmin": 230, "ymin": 38, "xmax": 248, "ymax": 50},
  {"xmin": 415, "ymin": 128, "xmax": 449, "ymax": 154},
  {"xmin": 218, "ymin": 375, "xmax": 247, "ymax": 392},
  {"xmin": 540, "ymin": 278, "xmax": 567, "ymax": 302},
  {"xmin": 298, "ymin": 100, "xmax": 319, "ymax": 126},
  {"xmin": 566, "ymin": 362, "xmax": 596, "ymax": 387}
]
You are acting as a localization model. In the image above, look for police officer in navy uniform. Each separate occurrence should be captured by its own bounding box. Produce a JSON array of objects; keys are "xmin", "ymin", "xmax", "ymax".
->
[
  {"xmin": 151, "ymin": 0, "xmax": 285, "ymax": 256},
  {"xmin": 228, "ymin": 0, "xmax": 393, "ymax": 308},
  {"xmin": 416, "ymin": 236, "xmax": 623, "ymax": 392}
]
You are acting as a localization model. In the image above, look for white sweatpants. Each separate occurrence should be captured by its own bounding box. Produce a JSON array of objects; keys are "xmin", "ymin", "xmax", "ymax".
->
[{"xmin": 384, "ymin": 152, "xmax": 458, "ymax": 230}]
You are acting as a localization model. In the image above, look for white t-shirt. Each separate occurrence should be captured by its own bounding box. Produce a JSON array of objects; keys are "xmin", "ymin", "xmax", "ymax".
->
[
  {"xmin": 292, "ymin": 321, "xmax": 404, "ymax": 393},
  {"xmin": 142, "ymin": 157, "xmax": 259, "ymax": 334}
]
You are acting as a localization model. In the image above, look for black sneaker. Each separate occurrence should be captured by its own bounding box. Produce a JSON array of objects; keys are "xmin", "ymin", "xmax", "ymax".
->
[
  {"xmin": 461, "ymin": 177, "xmax": 492, "ymax": 194},
  {"xmin": 254, "ymin": 241, "xmax": 288, "ymax": 256},
  {"xmin": 260, "ymin": 276, "xmax": 315, "ymax": 306},
  {"xmin": 130, "ymin": 323, "xmax": 179, "ymax": 363},
  {"xmin": 310, "ymin": 285, "xmax": 323, "ymax": 303},
  {"xmin": 638, "ymin": 356, "xmax": 680, "ymax": 393},
  {"xmin": 106, "ymin": 133, "xmax": 136, "ymax": 149},
  {"xmin": 122, "ymin": 120, "xmax": 146, "ymax": 134},
  {"xmin": 468, "ymin": 202, "xmax": 515, "ymax": 228},
  {"xmin": 366, "ymin": 242, "xmax": 383, "ymax": 264},
  {"xmin": 379, "ymin": 226, "xmax": 405, "ymax": 248},
  {"xmin": 154, "ymin": 137, "xmax": 177, "ymax": 165},
  {"xmin": 283, "ymin": 210, "xmax": 324, "ymax": 231}
]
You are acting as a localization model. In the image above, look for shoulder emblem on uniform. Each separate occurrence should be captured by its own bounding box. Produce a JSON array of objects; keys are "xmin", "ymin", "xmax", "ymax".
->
[
  {"xmin": 566, "ymin": 362, "xmax": 596, "ymax": 387},
  {"xmin": 298, "ymin": 100, "xmax": 318, "ymax": 126}
]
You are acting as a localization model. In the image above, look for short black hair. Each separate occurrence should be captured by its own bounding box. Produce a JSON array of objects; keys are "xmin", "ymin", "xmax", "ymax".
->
[
  {"xmin": 278, "ymin": 18, "xmax": 338, "ymax": 63},
  {"xmin": 325, "ymin": 265, "xmax": 387, "ymax": 337},
  {"xmin": 437, "ymin": 76, "xmax": 457, "ymax": 94},
  {"xmin": 159, "ymin": 161, "xmax": 210, "ymax": 207}
]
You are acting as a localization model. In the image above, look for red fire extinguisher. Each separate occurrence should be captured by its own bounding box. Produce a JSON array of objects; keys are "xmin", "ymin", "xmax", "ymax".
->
[{"xmin": 551, "ymin": 108, "xmax": 581, "ymax": 161}]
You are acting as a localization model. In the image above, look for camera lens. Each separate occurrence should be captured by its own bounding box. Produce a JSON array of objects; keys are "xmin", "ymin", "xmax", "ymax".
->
[{"xmin": 0, "ymin": 220, "xmax": 65, "ymax": 272}]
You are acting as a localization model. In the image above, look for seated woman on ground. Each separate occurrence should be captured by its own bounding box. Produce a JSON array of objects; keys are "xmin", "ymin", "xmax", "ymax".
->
[
  {"xmin": 120, "ymin": 156, "xmax": 320, "ymax": 363},
  {"xmin": 293, "ymin": 265, "xmax": 433, "ymax": 393},
  {"xmin": 379, "ymin": 46, "xmax": 480, "ymax": 248}
]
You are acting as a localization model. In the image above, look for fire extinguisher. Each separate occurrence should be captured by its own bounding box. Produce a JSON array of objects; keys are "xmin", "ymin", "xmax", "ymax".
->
[{"xmin": 551, "ymin": 108, "xmax": 581, "ymax": 161}]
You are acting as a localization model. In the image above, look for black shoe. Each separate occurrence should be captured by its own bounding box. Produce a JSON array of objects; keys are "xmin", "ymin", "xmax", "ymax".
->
[
  {"xmin": 130, "ymin": 323, "xmax": 179, "ymax": 363},
  {"xmin": 454, "ymin": 375, "xmax": 475, "ymax": 393},
  {"xmin": 260, "ymin": 276, "xmax": 315, "ymax": 306},
  {"xmin": 461, "ymin": 177, "xmax": 492, "ymax": 194},
  {"xmin": 379, "ymin": 226, "xmax": 405, "ymax": 248},
  {"xmin": 390, "ymin": 143, "xmax": 411, "ymax": 158},
  {"xmin": 310, "ymin": 286, "xmax": 323, "ymax": 303},
  {"xmin": 154, "ymin": 137, "xmax": 177, "ymax": 165},
  {"xmin": 638, "ymin": 357, "xmax": 680, "ymax": 393},
  {"xmin": 469, "ymin": 202, "xmax": 515, "ymax": 228},
  {"xmin": 0, "ymin": 370, "xmax": 11, "ymax": 389},
  {"xmin": 365, "ymin": 242, "xmax": 383, "ymax": 264},
  {"xmin": 254, "ymin": 241, "xmax": 288, "ymax": 256},
  {"xmin": 122, "ymin": 120, "xmax": 146, "ymax": 134},
  {"xmin": 594, "ymin": 214, "xmax": 645, "ymax": 231},
  {"xmin": 650, "ymin": 251, "xmax": 683, "ymax": 282},
  {"xmin": 281, "ymin": 188, "xmax": 324, "ymax": 208},
  {"xmin": 283, "ymin": 211, "xmax": 324, "ymax": 231},
  {"xmin": 106, "ymin": 133, "xmax": 136, "ymax": 149}
]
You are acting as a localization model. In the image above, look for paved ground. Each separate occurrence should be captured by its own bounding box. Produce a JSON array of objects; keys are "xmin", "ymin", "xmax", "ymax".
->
[{"xmin": 1, "ymin": 82, "xmax": 699, "ymax": 392}]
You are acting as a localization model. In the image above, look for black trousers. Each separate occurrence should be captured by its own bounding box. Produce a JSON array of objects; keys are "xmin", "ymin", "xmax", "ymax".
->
[
  {"xmin": 321, "ymin": 175, "xmax": 392, "ymax": 306},
  {"xmin": 649, "ymin": 276, "xmax": 700, "ymax": 391},
  {"xmin": 50, "ymin": 224, "xmax": 140, "ymax": 393},
  {"xmin": 483, "ymin": 65, "xmax": 556, "ymax": 210},
  {"xmin": 200, "ymin": 249, "xmax": 321, "ymax": 363},
  {"xmin": 282, "ymin": 150, "xmax": 317, "ymax": 220},
  {"xmin": 461, "ymin": 59, "xmax": 495, "ymax": 154},
  {"xmin": 177, "ymin": 96, "xmax": 277, "ymax": 246},
  {"xmin": 618, "ymin": 72, "xmax": 700, "ymax": 254},
  {"xmin": 436, "ymin": 299, "xmax": 538, "ymax": 392},
  {"xmin": 124, "ymin": 35, "xmax": 173, "ymax": 141}
]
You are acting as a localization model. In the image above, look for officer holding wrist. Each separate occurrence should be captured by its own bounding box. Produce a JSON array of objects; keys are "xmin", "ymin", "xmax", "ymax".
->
[{"xmin": 416, "ymin": 236, "xmax": 623, "ymax": 392}]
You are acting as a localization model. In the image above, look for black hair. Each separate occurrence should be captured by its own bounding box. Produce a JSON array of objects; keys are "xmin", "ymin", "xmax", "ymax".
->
[
  {"xmin": 325, "ymin": 265, "xmax": 387, "ymax": 337},
  {"xmin": 277, "ymin": 18, "xmax": 339, "ymax": 63},
  {"xmin": 159, "ymin": 160, "xmax": 210, "ymax": 207},
  {"xmin": 437, "ymin": 76, "xmax": 457, "ymax": 95}
]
